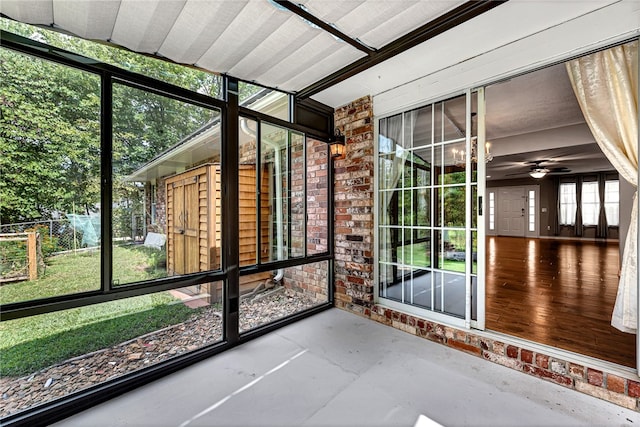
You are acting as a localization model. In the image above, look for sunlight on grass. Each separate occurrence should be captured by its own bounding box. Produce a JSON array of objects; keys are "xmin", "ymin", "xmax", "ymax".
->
[
  {"xmin": 0, "ymin": 245, "xmax": 187, "ymax": 376},
  {"xmin": 396, "ymin": 244, "xmax": 475, "ymax": 273},
  {"xmin": 0, "ymin": 293, "xmax": 196, "ymax": 376},
  {"xmin": 0, "ymin": 245, "xmax": 166, "ymax": 304}
]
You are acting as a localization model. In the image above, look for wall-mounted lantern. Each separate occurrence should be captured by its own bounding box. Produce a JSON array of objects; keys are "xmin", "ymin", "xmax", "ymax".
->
[{"xmin": 329, "ymin": 128, "xmax": 346, "ymax": 159}]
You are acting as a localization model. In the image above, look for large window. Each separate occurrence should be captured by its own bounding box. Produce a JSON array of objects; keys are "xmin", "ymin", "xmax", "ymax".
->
[
  {"xmin": 237, "ymin": 117, "xmax": 330, "ymax": 332},
  {"xmin": 581, "ymin": 181, "xmax": 600, "ymax": 226},
  {"xmin": 0, "ymin": 27, "xmax": 332, "ymax": 424},
  {"xmin": 605, "ymin": 180, "xmax": 620, "ymax": 226},
  {"xmin": 559, "ymin": 183, "xmax": 577, "ymax": 225},
  {"xmin": 0, "ymin": 48, "xmax": 101, "ymax": 302},
  {"xmin": 112, "ymin": 82, "xmax": 221, "ymax": 286},
  {"xmin": 559, "ymin": 178, "xmax": 619, "ymax": 230}
]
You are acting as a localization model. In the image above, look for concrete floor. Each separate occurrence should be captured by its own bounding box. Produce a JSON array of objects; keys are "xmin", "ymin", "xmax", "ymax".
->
[{"xmin": 55, "ymin": 308, "xmax": 639, "ymax": 427}]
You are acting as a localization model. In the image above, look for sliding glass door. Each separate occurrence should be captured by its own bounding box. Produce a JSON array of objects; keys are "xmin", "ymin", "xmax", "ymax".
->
[{"xmin": 377, "ymin": 90, "xmax": 485, "ymax": 328}]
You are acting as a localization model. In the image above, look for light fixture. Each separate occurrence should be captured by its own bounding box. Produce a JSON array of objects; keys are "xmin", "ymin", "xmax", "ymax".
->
[
  {"xmin": 471, "ymin": 137, "xmax": 493, "ymax": 163},
  {"xmin": 452, "ymin": 138, "xmax": 493, "ymax": 167},
  {"xmin": 329, "ymin": 128, "xmax": 346, "ymax": 159},
  {"xmin": 529, "ymin": 168, "xmax": 549, "ymax": 179}
]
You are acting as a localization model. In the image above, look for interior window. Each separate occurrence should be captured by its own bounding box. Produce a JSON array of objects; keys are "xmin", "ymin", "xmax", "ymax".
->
[
  {"xmin": 581, "ymin": 181, "xmax": 600, "ymax": 226},
  {"xmin": 604, "ymin": 180, "xmax": 620, "ymax": 226},
  {"xmin": 528, "ymin": 190, "xmax": 535, "ymax": 232},
  {"xmin": 489, "ymin": 191, "xmax": 495, "ymax": 231},
  {"xmin": 559, "ymin": 183, "xmax": 577, "ymax": 225}
]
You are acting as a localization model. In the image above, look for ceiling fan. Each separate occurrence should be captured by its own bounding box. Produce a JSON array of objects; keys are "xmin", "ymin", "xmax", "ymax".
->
[{"xmin": 506, "ymin": 160, "xmax": 571, "ymax": 179}]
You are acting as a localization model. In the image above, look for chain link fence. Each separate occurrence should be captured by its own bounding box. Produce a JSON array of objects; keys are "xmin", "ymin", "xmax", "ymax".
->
[{"xmin": 0, "ymin": 219, "xmax": 87, "ymax": 255}]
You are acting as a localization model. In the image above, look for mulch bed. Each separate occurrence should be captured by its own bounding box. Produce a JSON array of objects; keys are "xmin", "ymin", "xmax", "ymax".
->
[{"xmin": 0, "ymin": 288, "xmax": 319, "ymax": 418}]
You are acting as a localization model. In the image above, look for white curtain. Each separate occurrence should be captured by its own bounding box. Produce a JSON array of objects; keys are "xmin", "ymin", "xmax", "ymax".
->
[
  {"xmin": 566, "ymin": 41, "xmax": 638, "ymax": 333},
  {"xmin": 379, "ymin": 113, "xmax": 411, "ymax": 291}
]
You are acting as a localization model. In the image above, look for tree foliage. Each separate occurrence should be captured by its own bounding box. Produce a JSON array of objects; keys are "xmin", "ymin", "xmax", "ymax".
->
[{"xmin": 0, "ymin": 19, "xmax": 222, "ymax": 225}]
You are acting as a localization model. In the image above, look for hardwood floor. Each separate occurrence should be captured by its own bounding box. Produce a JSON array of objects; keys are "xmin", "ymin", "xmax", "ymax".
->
[{"xmin": 485, "ymin": 236, "xmax": 636, "ymax": 368}]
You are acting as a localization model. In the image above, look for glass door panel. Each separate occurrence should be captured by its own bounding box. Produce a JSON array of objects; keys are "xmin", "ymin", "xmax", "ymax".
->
[{"xmin": 377, "ymin": 90, "xmax": 484, "ymax": 328}]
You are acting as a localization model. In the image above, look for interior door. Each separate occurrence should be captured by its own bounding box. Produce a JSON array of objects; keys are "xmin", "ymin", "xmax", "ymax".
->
[{"xmin": 498, "ymin": 187, "xmax": 525, "ymax": 236}]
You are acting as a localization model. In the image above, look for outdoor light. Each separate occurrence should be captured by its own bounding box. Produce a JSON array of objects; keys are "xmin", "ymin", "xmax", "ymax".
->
[{"xmin": 329, "ymin": 128, "xmax": 346, "ymax": 159}]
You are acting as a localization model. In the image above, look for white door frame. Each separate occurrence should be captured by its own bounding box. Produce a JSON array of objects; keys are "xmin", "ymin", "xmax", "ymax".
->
[{"xmin": 489, "ymin": 185, "xmax": 540, "ymax": 238}]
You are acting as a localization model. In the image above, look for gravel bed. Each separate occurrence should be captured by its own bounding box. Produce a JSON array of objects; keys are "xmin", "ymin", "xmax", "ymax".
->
[{"xmin": 0, "ymin": 288, "xmax": 319, "ymax": 418}]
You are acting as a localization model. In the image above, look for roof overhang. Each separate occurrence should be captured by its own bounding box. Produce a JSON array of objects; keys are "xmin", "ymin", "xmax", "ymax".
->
[{"xmin": 0, "ymin": 0, "xmax": 505, "ymax": 97}]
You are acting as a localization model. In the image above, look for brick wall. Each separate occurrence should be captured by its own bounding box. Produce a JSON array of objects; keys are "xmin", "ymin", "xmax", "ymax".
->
[
  {"xmin": 333, "ymin": 95, "xmax": 640, "ymax": 411},
  {"xmin": 155, "ymin": 178, "xmax": 166, "ymax": 232},
  {"xmin": 282, "ymin": 138, "xmax": 330, "ymax": 302},
  {"xmin": 333, "ymin": 95, "xmax": 375, "ymax": 316}
]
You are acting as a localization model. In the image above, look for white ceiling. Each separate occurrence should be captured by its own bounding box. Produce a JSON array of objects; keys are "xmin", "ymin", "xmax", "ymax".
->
[
  {"xmin": 0, "ymin": 0, "xmax": 466, "ymax": 92},
  {"xmin": 484, "ymin": 63, "xmax": 613, "ymax": 181},
  {"xmin": 314, "ymin": 0, "xmax": 638, "ymax": 109}
]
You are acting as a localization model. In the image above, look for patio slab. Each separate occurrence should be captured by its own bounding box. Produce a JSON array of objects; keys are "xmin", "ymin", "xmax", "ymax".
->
[{"xmin": 55, "ymin": 308, "xmax": 639, "ymax": 426}]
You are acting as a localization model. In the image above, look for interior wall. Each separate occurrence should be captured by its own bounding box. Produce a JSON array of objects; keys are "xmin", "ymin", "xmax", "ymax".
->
[
  {"xmin": 488, "ymin": 174, "xmax": 623, "ymax": 241},
  {"xmin": 487, "ymin": 177, "xmax": 556, "ymax": 237}
]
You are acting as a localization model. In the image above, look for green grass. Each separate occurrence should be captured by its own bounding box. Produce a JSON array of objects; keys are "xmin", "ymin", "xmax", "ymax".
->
[
  {"xmin": 0, "ymin": 294, "xmax": 195, "ymax": 376},
  {"xmin": 0, "ymin": 245, "xmax": 166, "ymax": 304},
  {"xmin": 397, "ymin": 244, "xmax": 475, "ymax": 273},
  {"xmin": 0, "ymin": 245, "xmax": 192, "ymax": 377}
]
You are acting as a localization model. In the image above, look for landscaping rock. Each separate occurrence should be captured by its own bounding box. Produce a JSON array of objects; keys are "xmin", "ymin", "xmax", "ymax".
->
[{"xmin": 0, "ymin": 288, "xmax": 319, "ymax": 418}]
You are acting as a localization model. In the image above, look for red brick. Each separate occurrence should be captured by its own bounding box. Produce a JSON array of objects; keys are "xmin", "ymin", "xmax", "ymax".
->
[
  {"xmin": 493, "ymin": 341, "xmax": 505, "ymax": 355},
  {"xmin": 506, "ymin": 345, "xmax": 519, "ymax": 359},
  {"xmin": 448, "ymin": 339, "xmax": 482, "ymax": 356},
  {"xmin": 521, "ymin": 349, "xmax": 534, "ymax": 364},
  {"xmin": 454, "ymin": 330, "xmax": 467, "ymax": 342},
  {"xmin": 347, "ymin": 276, "xmax": 364, "ymax": 285},
  {"xmin": 524, "ymin": 365, "xmax": 572, "ymax": 387},
  {"xmin": 587, "ymin": 368, "xmax": 603, "ymax": 387},
  {"xmin": 535, "ymin": 354, "xmax": 549, "ymax": 369},
  {"xmin": 606, "ymin": 374, "xmax": 626, "ymax": 394},
  {"xmin": 568, "ymin": 363, "xmax": 585, "ymax": 378},
  {"xmin": 628, "ymin": 380, "xmax": 640, "ymax": 398}
]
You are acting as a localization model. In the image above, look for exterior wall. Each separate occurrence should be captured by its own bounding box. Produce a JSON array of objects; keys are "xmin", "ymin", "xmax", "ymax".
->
[
  {"xmin": 306, "ymin": 138, "xmax": 329, "ymax": 255},
  {"xmin": 333, "ymin": 96, "xmax": 640, "ymax": 411},
  {"xmin": 333, "ymin": 96, "xmax": 375, "ymax": 316},
  {"xmin": 282, "ymin": 138, "xmax": 330, "ymax": 301},
  {"xmin": 155, "ymin": 178, "xmax": 167, "ymax": 232}
]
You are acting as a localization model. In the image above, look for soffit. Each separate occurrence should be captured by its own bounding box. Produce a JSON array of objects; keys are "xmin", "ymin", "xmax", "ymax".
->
[{"xmin": 0, "ymin": 0, "xmax": 469, "ymax": 93}]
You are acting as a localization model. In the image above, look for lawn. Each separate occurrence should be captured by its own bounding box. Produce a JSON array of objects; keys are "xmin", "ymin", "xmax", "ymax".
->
[
  {"xmin": 398, "ymin": 243, "xmax": 475, "ymax": 273},
  {"xmin": 0, "ymin": 294, "xmax": 195, "ymax": 376},
  {"xmin": 0, "ymin": 245, "xmax": 195, "ymax": 377},
  {"xmin": 0, "ymin": 245, "xmax": 166, "ymax": 304}
]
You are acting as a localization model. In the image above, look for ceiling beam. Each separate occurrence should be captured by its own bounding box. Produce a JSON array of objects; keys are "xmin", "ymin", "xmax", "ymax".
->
[
  {"xmin": 297, "ymin": 0, "xmax": 508, "ymax": 99},
  {"xmin": 274, "ymin": 1, "xmax": 375, "ymax": 55}
]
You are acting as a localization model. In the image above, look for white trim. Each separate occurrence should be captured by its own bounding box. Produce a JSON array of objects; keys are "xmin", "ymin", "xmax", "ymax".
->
[
  {"xmin": 376, "ymin": 298, "xmax": 467, "ymax": 329},
  {"xmin": 475, "ymin": 87, "xmax": 487, "ymax": 331},
  {"xmin": 478, "ymin": 329, "xmax": 638, "ymax": 380},
  {"xmin": 372, "ymin": 2, "xmax": 640, "ymax": 116},
  {"xmin": 375, "ymin": 300, "xmax": 638, "ymax": 378}
]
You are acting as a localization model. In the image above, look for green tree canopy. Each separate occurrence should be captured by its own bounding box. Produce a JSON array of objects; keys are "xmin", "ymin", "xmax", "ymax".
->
[{"xmin": 0, "ymin": 19, "xmax": 222, "ymax": 224}]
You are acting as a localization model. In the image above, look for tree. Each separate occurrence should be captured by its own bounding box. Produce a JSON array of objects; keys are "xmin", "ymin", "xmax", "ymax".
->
[{"xmin": 0, "ymin": 18, "xmax": 221, "ymax": 225}]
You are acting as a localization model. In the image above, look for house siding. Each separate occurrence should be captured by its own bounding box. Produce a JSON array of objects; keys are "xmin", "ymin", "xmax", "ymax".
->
[{"xmin": 333, "ymin": 96, "xmax": 640, "ymax": 412}]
